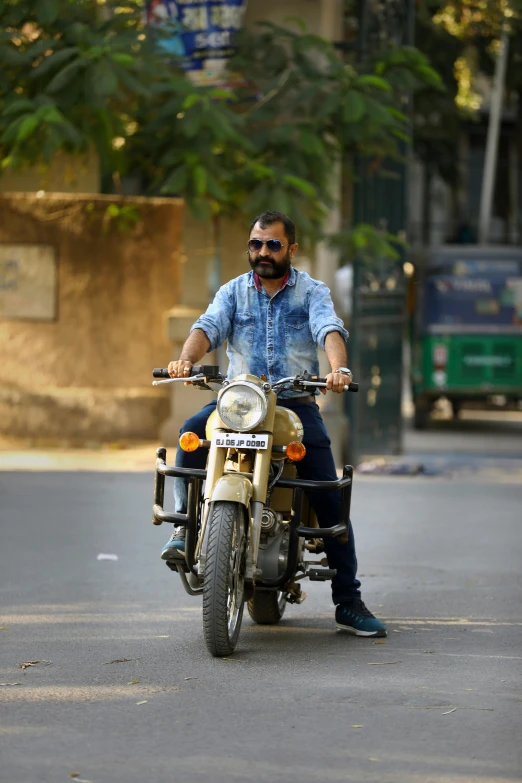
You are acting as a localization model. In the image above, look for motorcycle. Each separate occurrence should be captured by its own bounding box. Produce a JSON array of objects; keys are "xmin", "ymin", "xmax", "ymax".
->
[{"xmin": 151, "ymin": 366, "xmax": 358, "ymax": 657}]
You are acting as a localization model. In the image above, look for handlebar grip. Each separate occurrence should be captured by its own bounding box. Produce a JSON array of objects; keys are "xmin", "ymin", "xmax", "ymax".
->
[
  {"xmin": 315, "ymin": 376, "xmax": 358, "ymax": 392},
  {"xmin": 192, "ymin": 365, "xmax": 220, "ymax": 377},
  {"xmin": 152, "ymin": 365, "xmax": 221, "ymax": 379}
]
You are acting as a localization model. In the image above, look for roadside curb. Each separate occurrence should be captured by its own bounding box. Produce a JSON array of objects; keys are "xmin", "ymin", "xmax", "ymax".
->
[{"xmin": 0, "ymin": 443, "xmax": 161, "ymax": 472}]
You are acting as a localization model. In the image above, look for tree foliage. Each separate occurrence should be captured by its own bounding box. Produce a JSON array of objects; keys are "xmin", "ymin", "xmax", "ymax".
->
[
  {"xmin": 228, "ymin": 22, "xmax": 440, "ymax": 231},
  {"xmin": 0, "ymin": 1, "xmax": 441, "ymax": 252},
  {"xmin": 0, "ymin": 0, "xmax": 167, "ymax": 177},
  {"xmin": 412, "ymin": 0, "xmax": 522, "ymax": 186}
]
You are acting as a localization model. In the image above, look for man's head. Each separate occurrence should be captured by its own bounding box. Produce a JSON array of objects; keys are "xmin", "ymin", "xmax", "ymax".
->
[{"xmin": 247, "ymin": 211, "xmax": 298, "ymax": 280}]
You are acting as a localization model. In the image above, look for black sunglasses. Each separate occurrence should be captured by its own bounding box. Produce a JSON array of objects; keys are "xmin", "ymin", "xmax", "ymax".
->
[{"xmin": 248, "ymin": 238, "xmax": 289, "ymax": 253}]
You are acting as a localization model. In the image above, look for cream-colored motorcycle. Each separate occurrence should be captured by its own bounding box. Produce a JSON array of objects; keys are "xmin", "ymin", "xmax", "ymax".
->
[{"xmin": 152, "ymin": 365, "xmax": 358, "ymax": 657}]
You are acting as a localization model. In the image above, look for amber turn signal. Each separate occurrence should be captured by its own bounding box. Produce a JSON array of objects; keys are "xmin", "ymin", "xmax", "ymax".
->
[
  {"xmin": 286, "ymin": 441, "xmax": 306, "ymax": 461},
  {"xmin": 179, "ymin": 432, "xmax": 200, "ymax": 452}
]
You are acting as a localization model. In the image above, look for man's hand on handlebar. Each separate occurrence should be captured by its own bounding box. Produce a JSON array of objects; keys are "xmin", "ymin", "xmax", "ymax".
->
[
  {"xmin": 323, "ymin": 371, "xmax": 351, "ymax": 395},
  {"xmin": 168, "ymin": 359, "xmax": 194, "ymax": 384}
]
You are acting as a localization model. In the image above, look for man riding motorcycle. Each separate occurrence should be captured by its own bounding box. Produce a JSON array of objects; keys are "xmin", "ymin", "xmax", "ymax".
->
[{"xmin": 162, "ymin": 210, "xmax": 386, "ymax": 637}]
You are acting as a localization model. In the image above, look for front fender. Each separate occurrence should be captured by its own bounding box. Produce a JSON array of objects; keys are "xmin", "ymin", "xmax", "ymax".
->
[{"xmin": 210, "ymin": 474, "xmax": 253, "ymax": 507}]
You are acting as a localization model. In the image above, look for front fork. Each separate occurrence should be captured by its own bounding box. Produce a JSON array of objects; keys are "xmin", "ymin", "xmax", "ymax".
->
[
  {"xmin": 198, "ymin": 433, "xmax": 273, "ymax": 581},
  {"xmin": 248, "ymin": 434, "xmax": 274, "ymax": 578}
]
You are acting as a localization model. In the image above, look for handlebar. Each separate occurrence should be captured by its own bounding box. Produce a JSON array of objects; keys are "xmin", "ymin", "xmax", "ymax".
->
[
  {"xmin": 310, "ymin": 377, "xmax": 358, "ymax": 393},
  {"xmin": 152, "ymin": 365, "xmax": 220, "ymax": 379},
  {"xmin": 152, "ymin": 367, "xmax": 358, "ymax": 392},
  {"xmin": 271, "ymin": 373, "xmax": 358, "ymax": 393}
]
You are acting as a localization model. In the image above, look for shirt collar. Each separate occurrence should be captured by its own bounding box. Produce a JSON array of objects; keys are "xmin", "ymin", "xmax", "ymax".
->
[{"xmin": 248, "ymin": 265, "xmax": 296, "ymax": 291}]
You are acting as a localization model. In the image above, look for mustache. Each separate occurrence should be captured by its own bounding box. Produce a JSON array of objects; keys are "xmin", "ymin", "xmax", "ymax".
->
[{"xmin": 248, "ymin": 252, "xmax": 277, "ymax": 264}]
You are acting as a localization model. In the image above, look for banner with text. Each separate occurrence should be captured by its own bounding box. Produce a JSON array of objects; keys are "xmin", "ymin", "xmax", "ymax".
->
[{"xmin": 145, "ymin": 0, "xmax": 247, "ymax": 85}]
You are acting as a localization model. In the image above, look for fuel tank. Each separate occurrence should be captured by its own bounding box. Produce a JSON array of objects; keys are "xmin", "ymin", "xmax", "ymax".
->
[{"xmin": 268, "ymin": 406, "xmax": 304, "ymax": 460}]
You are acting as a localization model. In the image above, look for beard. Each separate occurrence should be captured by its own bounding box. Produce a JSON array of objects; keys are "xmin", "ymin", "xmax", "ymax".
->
[{"xmin": 248, "ymin": 248, "xmax": 292, "ymax": 279}]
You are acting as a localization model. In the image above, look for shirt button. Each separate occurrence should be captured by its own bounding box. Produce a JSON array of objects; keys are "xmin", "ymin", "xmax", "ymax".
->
[{"xmin": 268, "ymin": 321, "xmax": 272, "ymax": 326}]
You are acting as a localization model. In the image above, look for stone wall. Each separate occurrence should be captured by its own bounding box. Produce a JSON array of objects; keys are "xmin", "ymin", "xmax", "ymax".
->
[{"xmin": 0, "ymin": 193, "xmax": 183, "ymax": 443}]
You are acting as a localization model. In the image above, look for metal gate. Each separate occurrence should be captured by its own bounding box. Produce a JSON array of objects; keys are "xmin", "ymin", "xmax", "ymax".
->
[
  {"xmin": 345, "ymin": 259, "xmax": 406, "ymax": 465},
  {"xmin": 342, "ymin": 0, "xmax": 413, "ymax": 465}
]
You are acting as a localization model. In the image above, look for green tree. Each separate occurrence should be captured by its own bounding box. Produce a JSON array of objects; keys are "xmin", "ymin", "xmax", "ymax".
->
[
  {"xmin": 0, "ymin": 0, "xmax": 173, "ymax": 185},
  {"xmin": 0, "ymin": 1, "xmax": 441, "ymax": 265},
  {"xmin": 133, "ymin": 19, "xmax": 441, "ymax": 261},
  {"xmin": 411, "ymin": 0, "xmax": 522, "ymax": 227}
]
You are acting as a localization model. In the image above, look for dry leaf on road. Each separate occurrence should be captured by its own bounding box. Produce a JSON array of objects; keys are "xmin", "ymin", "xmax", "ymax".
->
[
  {"xmin": 410, "ymin": 705, "xmax": 455, "ymax": 710},
  {"xmin": 19, "ymin": 660, "xmax": 51, "ymax": 669},
  {"xmin": 103, "ymin": 658, "xmax": 141, "ymax": 665},
  {"xmin": 367, "ymin": 661, "xmax": 401, "ymax": 666}
]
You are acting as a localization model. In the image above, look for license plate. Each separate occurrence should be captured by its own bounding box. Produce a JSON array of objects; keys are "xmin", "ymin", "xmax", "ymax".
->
[{"xmin": 212, "ymin": 432, "xmax": 269, "ymax": 450}]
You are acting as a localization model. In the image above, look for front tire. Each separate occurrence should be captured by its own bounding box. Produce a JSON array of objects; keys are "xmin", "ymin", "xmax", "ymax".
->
[
  {"xmin": 247, "ymin": 590, "xmax": 287, "ymax": 625},
  {"xmin": 451, "ymin": 399, "xmax": 462, "ymax": 419},
  {"xmin": 413, "ymin": 399, "xmax": 431, "ymax": 429},
  {"xmin": 203, "ymin": 501, "xmax": 247, "ymax": 657}
]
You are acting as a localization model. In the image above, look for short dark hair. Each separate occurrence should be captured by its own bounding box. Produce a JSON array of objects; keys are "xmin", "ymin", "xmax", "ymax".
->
[{"xmin": 249, "ymin": 211, "xmax": 296, "ymax": 245}]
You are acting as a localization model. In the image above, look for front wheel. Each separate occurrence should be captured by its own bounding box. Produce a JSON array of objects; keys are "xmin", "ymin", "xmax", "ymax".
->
[
  {"xmin": 450, "ymin": 399, "xmax": 462, "ymax": 419},
  {"xmin": 413, "ymin": 399, "xmax": 431, "ymax": 429},
  {"xmin": 247, "ymin": 590, "xmax": 287, "ymax": 625},
  {"xmin": 203, "ymin": 501, "xmax": 247, "ymax": 657}
]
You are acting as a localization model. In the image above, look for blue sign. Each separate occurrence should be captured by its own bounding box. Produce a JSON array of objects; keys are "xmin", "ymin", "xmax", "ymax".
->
[
  {"xmin": 145, "ymin": 0, "xmax": 247, "ymax": 80},
  {"xmin": 424, "ymin": 275, "xmax": 522, "ymax": 328}
]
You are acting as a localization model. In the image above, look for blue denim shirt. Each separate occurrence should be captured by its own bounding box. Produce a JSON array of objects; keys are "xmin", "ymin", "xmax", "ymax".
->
[{"xmin": 191, "ymin": 266, "xmax": 349, "ymax": 398}]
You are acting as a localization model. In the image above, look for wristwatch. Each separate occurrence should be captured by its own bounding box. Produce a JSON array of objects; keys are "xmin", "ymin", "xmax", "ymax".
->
[{"xmin": 334, "ymin": 367, "xmax": 353, "ymax": 377}]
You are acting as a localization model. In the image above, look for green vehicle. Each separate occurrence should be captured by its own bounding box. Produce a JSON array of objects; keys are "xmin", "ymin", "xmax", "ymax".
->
[{"xmin": 411, "ymin": 245, "xmax": 522, "ymax": 428}]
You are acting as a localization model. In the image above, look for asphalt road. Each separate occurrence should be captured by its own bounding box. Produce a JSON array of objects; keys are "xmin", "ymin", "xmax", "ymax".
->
[{"xmin": 1, "ymin": 457, "xmax": 521, "ymax": 783}]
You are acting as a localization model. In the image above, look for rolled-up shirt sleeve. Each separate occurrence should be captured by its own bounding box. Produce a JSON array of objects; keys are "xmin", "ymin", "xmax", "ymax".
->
[
  {"xmin": 309, "ymin": 282, "xmax": 349, "ymax": 349},
  {"xmin": 190, "ymin": 282, "xmax": 235, "ymax": 351}
]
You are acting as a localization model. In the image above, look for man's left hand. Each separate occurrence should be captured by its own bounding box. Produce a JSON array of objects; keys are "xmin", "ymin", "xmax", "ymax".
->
[{"xmin": 323, "ymin": 372, "xmax": 351, "ymax": 394}]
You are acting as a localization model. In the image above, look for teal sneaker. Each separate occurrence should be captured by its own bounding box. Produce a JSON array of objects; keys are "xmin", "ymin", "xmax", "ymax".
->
[
  {"xmin": 335, "ymin": 598, "xmax": 387, "ymax": 637},
  {"xmin": 160, "ymin": 527, "xmax": 186, "ymax": 561}
]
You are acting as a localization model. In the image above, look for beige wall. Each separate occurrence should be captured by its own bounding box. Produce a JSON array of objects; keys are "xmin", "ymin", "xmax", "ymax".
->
[
  {"xmin": 0, "ymin": 150, "xmax": 100, "ymax": 195},
  {"xmin": 0, "ymin": 193, "xmax": 183, "ymax": 443},
  {"xmin": 244, "ymin": 0, "xmax": 321, "ymax": 30},
  {"xmin": 181, "ymin": 215, "xmax": 248, "ymax": 309}
]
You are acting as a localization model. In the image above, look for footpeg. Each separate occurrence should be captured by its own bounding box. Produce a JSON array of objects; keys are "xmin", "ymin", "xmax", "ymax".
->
[
  {"xmin": 165, "ymin": 560, "xmax": 189, "ymax": 573},
  {"xmin": 307, "ymin": 567, "xmax": 337, "ymax": 581}
]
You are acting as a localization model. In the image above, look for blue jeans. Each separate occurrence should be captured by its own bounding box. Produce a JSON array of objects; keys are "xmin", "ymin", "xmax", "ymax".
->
[{"xmin": 174, "ymin": 399, "xmax": 361, "ymax": 605}]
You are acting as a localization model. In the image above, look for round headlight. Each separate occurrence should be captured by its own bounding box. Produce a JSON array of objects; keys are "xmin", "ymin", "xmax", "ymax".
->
[{"xmin": 217, "ymin": 382, "xmax": 268, "ymax": 432}]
